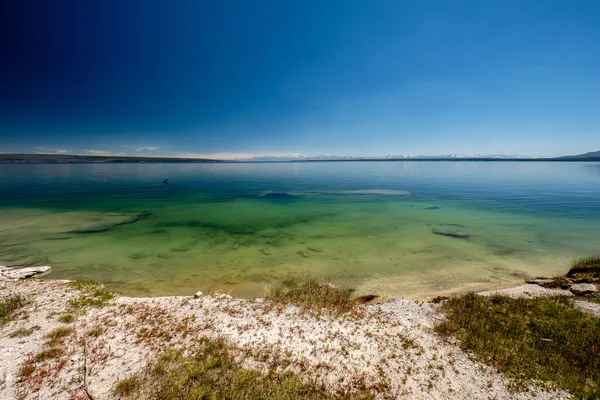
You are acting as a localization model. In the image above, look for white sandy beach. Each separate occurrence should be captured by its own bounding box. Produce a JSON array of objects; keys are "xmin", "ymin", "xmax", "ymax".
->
[{"xmin": 1, "ymin": 278, "xmax": 580, "ymax": 400}]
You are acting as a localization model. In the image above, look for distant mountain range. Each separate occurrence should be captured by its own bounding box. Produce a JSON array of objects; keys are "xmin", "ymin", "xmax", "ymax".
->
[
  {"xmin": 556, "ymin": 151, "xmax": 600, "ymax": 161},
  {"xmin": 0, "ymin": 151, "xmax": 599, "ymax": 163},
  {"xmin": 0, "ymin": 154, "xmax": 218, "ymax": 163},
  {"xmin": 240, "ymin": 154, "xmax": 538, "ymax": 161}
]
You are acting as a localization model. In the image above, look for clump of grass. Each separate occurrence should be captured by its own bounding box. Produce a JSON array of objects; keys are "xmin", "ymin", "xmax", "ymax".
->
[
  {"xmin": 35, "ymin": 346, "xmax": 64, "ymax": 361},
  {"xmin": 31, "ymin": 326, "xmax": 74, "ymax": 362},
  {"xmin": 567, "ymin": 256, "xmax": 600, "ymax": 281},
  {"xmin": 68, "ymin": 280, "xmax": 115, "ymax": 310},
  {"xmin": 10, "ymin": 326, "xmax": 40, "ymax": 338},
  {"xmin": 58, "ymin": 314, "xmax": 74, "ymax": 323},
  {"xmin": 114, "ymin": 336, "xmax": 371, "ymax": 400},
  {"xmin": 114, "ymin": 376, "xmax": 141, "ymax": 397},
  {"xmin": 87, "ymin": 327, "xmax": 104, "ymax": 337},
  {"xmin": 0, "ymin": 294, "xmax": 27, "ymax": 324},
  {"xmin": 436, "ymin": 293, "xmax": 600, "ymax": 398},
  {"xmin": 46, "ymin": 326, "xmax": 74, "ymax": 346},
  {"xmin": 266, "ymin": 279, "xmax": 356, "ymax": 314}
]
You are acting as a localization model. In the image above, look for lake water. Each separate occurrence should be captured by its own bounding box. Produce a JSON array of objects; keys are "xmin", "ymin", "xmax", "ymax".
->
[{"xmin": 1, "ymin": 161, "xmax": 599, "ymax": 300}]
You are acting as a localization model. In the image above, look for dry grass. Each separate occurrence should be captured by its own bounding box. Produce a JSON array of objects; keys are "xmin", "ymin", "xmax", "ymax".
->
[
  {"xmin": 114, "ymin": 336, "xmax": 372, "ymax": 400},
  {"xmin": 0, "ymin": 294, "xmax": 27, "ymax": 324},
  {"xmin": 436, "ymin": 293, "xmax": 600, "ymax": 399},
  {"xmin": 87, "ymin": 327, "xmax": 104, "ymax": 337},
  {"xmin": 266, "ymin": 279, "xmax": 356, "ymax": 314}
]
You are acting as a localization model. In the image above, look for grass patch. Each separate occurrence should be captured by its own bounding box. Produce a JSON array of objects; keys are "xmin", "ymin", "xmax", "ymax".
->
[
  {"xmin": 68, "ymin": 280, "xmax": 115, "ymax": 310},
  {"xmin": 436, "ymin": 293, "xmax": 600, "ymax": 398},
  {"xmin": 87, "ymin": 327, "xmax": 104, "ymax": 337},
  {"xmin": 34, "ymin": 346, "xmax": 64, "ymax": 361},
  {"xmin": 266, "ymin": 279, "xmax": 356, "ymax": 314},
  {"xmin": 577, "ymin": 297, "xmax": 600, "ymax": 305},
  {"xmin": 30, "ymin": 326, "xmax": 74, "ymax": 362},
  {"xmin": 10, "ymin": 326, "xmax": 40, "ymax": 338},
  {"xmin": 114, "ymin": 336, "xmax": 371, "ymax": 400},
  {"xmin": 114, "ymin": 376, "xmax": 141, "ymax": 397},
  {"xmin": 567, "ymin": 256, "xmax": 600, "ymax": 281},
  {"xmin": 46, "ymin": 326, "xmax": 74, "ymax": 346},
  {"xmin": 58, "ymin": 313, "xmax": 74, "ymax": 323},
  {"xmin": 0, "ymin": 294, "xmax": 27, "ymax": 324}
]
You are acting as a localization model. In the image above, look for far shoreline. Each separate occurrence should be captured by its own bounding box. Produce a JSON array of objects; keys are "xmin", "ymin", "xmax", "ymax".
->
[{"xmin": 1, "ymin": 153, "xmax": 600, "ymax": 164}]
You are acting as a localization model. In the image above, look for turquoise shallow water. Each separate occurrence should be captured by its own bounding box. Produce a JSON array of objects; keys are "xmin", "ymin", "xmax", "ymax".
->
[{"xmin": 1, "ymin": 161, "xmax": 599, "ymax": 299}]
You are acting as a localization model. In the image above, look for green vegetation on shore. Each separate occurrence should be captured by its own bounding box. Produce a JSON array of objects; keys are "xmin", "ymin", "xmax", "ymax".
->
[
  {"xmin": 0, "ymin": 294, "xmax": 27, "ymax": 325},
  {"xmin": 114, "ymin": 336, "xmax": 372, "ymax": 400},
  {"xmin": 436, "ymin": 293, "xmax": 600, "ymax": 399},
  {"xmin": 68, "ymin": 280, "xmax": 115, "ymax": 310},
  {"xmin": 537, "ymin": 255, "xmax": 600, "ymax": 289},
  {"xmin": 567, "ymin": 256, "xmax": 600, "ymax": 279},
  {"xmin": 266, "ymin": 279, "xmax": 357, "ymax": 314}
]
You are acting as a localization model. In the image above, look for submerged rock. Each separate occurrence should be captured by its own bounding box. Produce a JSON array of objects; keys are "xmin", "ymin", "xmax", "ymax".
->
[
  {"xmin": 432, "ymin": 229, "xmax": 470, "ymax": 239},
  {"xmin": 356, "ymin": 295, "xmax": 379, "ymax": 303},
  {"xmin": 570, "ymin": 283, "xmax": 597, "ymax": 296},
  {"xmin": 258, "ymin": 192, "xmax": 299, "ymax": 200},
  {"xmin": 439, "ymin": 223, "xmax": 466, "ymax": 228},
  {"xmin": 297, "ymin": 251, "xmax": 309, "ymax": 258},
  {"xmin": 68, "ymin": 211, "xmax": 153, "ymax": 234},
  {"xmin": 526, "ymin": 278, "xmax": 555, "ymax": 286},
  {"xmin": 0, "ymin": 265, "xmax": 52, "ymax": 280}
]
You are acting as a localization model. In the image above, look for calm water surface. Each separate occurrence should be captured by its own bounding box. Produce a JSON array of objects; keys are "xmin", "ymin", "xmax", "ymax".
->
[{"xmin": 1, "ymin": 161, "xmax": 599, "ymax": 299}]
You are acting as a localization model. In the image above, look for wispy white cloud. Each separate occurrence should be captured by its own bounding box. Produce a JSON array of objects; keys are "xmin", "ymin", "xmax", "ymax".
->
[
  {"xmin": 35, "ymin": 147, "xmax": 69, "ymax": 154},
  {"xmin": 84, "ymin": 150, "xmax": 128, "ymax": 157},
  {"xmin": 175, "ymin": 152, "xmax": 302, "ymax": 160},
  {"xmin": 134, "ymin": 146, "xmax": 158, "ymax": 152}
]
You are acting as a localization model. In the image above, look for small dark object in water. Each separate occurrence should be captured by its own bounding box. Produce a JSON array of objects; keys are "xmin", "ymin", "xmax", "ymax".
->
[
  {"xmin": 129, "ymin": 253, "xmax": 148, "ymax": 260},
  {"xmin": 297, "ymin": 251, "xmax": 309, "ymax": 258},
  {"xmin": 163, "ymin": 178, "xmax": 169, "ymax": 184},
  {"xmin": 307, "ymin": 247, "xmax": 322, "ymax": 252},
  {"xmin": 431, "ymin": 296, "xmax": 449, "ymax": 304},
  {"xmin": 356, "ymin": 295, "xmax": 379, "ymax": 303},
  {"xmin": 260, "ymin": 249, "xmax": 271, "ymax": 256},
  {"xmin": 425, "ymin": 206, "xmax": 440, "ymax": 210},
  {"xmin": 432, "ymin": 229, "xmax": 470, "ymax": 239}
]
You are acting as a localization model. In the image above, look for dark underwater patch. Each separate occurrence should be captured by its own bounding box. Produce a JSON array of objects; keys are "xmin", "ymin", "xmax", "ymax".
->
[{"xmin": 68, "ymin": 211, "xmax": 153, "ymax": 234}]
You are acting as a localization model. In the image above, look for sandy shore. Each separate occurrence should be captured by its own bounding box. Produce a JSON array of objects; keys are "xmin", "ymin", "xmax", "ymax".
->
[{"xmin": 0, "ymin": 279, "xmax": 575, "ymax": 400}]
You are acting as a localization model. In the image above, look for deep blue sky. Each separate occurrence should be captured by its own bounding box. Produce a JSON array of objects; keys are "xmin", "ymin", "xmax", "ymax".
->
[{"xmin": 1, "ymin": 1, "xmax": 599, "ymax": 158}]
